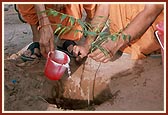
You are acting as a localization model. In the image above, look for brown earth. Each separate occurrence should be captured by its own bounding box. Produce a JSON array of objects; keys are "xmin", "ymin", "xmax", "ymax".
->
[{"xmin": 3, "ymin": 4, "xmax": 164, "ymax": 112}]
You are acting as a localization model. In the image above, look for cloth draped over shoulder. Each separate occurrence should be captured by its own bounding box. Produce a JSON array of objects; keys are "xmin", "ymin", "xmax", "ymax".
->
[{"xmin": 17, "ymin": 4, "xmax": 97, "ymax": 41}]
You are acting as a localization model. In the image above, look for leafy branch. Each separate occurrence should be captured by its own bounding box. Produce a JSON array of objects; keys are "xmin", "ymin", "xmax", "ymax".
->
[{"xmin": 40, "ymin": 8, "xmax": 131, "ymax": 56}]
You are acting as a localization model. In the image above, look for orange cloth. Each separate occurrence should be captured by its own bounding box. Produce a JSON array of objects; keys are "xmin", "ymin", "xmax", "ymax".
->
[
  {"xmin": 17, "ymin": 4, "xmax": 97, "ymax": 41},
  {"xmin": 109, "ymin": 4, "xmax": 164, "ymax": 59}
]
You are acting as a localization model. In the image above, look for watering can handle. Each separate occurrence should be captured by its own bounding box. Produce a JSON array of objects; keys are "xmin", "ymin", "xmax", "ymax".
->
[
  {"xmin": 155, "ymin": 31, "xmax": 164, "ymax": 50},
  {"xmin": 47, "ymin": 51, "xmax": 52, "ymax": 58}
]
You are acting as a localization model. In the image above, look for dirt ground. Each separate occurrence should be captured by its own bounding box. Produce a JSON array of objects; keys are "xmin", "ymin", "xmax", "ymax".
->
[{"xmin": 3, "ymin": 4, "xmax": 165, "ymax": 112}]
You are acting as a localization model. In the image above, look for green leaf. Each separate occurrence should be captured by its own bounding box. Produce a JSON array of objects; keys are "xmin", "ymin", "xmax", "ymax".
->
[
  {"xmin": 57, "ymin": 27, "xmax": 67, "ymax": 38},
  {"xmin": 98, "ymin": 16, "xmax": 104, "ymax": 18},
  {"xmin": 85, "ymin": 31, "xmax": 97, "ymax": 36},
  {"xmin": 54, "ymin": 26, "xmax": 62, "ymax": 34},
  {"xmin": 47, "ymin": 9, "xmax": 57, "ymax": 16},
  {"xmin": 122, "ymin": 34, "xmax": 127, "ymax": 40},
  {"xmin": 92, "ymin": 37, "xmax": 107, "ymax": 48},
  {"xmin": 62, "ymin": 27, "xmax": 71, "ymax": 35},
  {"xmin": 52, "ymin": 11, "xmax": 59, "ymax": 16},
  {"xmin": 69, "ymin": 16, "xmax": 75, "ymax": 26},
  {"xmin": 98, "ymin": 46, "xmax": 109, "ymax": 56},
  {"xmin": 99, "ymin": 32, "xmax": 109, "ymax": 37},
  {"xmin": 92, "ymin": 45, "xmax": 109, "ymax": 56},
  {"xmin": 84, "ymin": 22, "xmax": 92, "ymax": 31},
  {"xmin": 60, "ymin": 14, "xmax": 67, "ymax": 22},
  {"xmin": 109, "ymin": 35, "xmax": 117, "ymax": 41},
  {"xmin": 77, "ymin": 19, "xmax": 87, "ymax": 31},
  {"xmin": 94, "ymin": 28, "xmax": 100, "ymax": 33}
]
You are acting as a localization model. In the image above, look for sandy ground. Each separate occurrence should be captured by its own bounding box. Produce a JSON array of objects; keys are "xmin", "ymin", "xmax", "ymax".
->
[{"xmin": 3, "ymin": 4, "xmax": 164, "ymax": 112}]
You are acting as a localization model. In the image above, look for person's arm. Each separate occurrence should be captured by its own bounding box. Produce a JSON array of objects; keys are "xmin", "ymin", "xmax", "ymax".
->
[
  {"xmin": 35, "ymin": 4, "xmax": 51, "ymax": 26},
  {"xmin": 122, "ymin": 4, "xmax": 163, "ymax": 42},
  {"xmin": 89, "ymin": 4, "xmax": 164, "ymax": 63},
  {"xmin": 34, "ymin": 4, "xmax": 55, "ymax": 58}
]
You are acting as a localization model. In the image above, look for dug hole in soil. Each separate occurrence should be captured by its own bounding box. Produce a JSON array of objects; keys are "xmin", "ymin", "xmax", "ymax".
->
[{"xmin": 3, "ymin": 4, "xmax": 164, "ymax": 111}]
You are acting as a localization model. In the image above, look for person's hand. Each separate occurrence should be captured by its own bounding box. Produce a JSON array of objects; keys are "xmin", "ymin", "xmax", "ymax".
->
[
  {"xmin": 73, "ymin": 45, "xmax": 90, "ymax": 61},
  {"xmin": 88, "ymin": 37, "xmax": 126, "ymax": 63},
  {"xmin": 53, "ymin": 4, "xmax": 66, "ymax": 11},
  {"xmin": 39, "ymin": 25, "xmax": 55, "ymax": 58}
]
